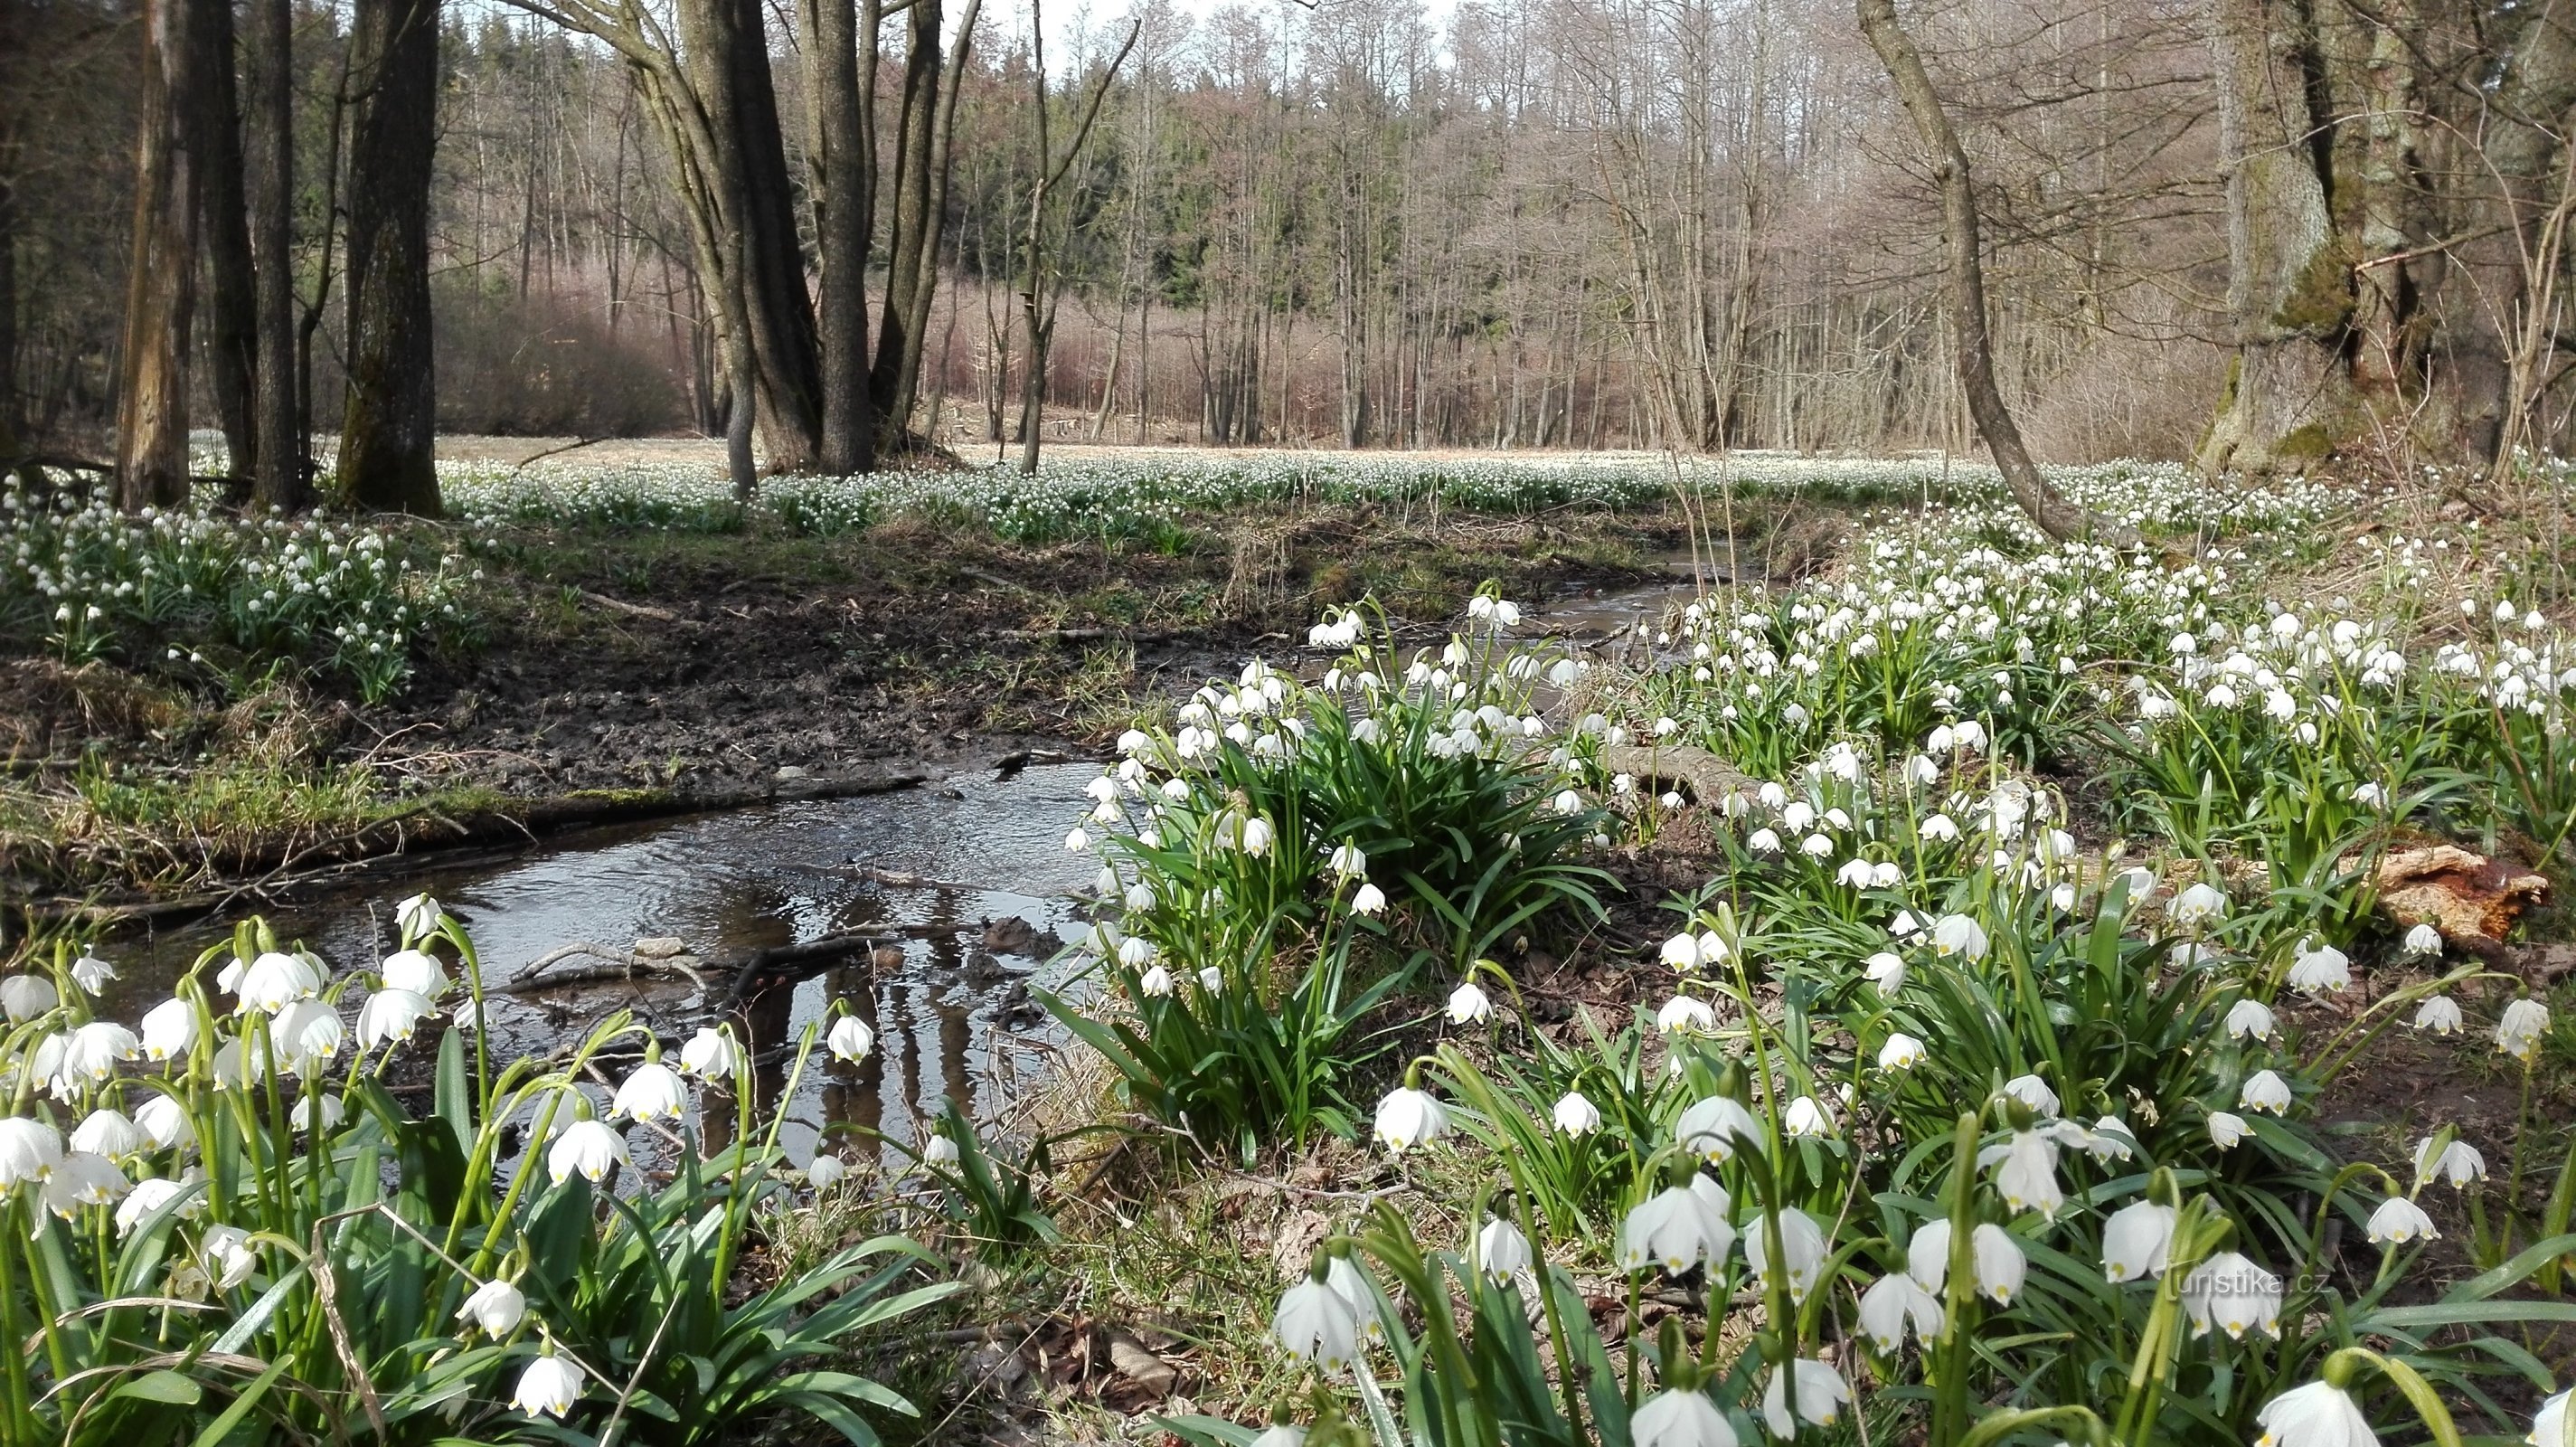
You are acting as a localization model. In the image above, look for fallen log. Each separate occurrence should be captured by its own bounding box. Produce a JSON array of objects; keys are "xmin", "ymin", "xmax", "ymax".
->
[{"xmin": 1597, "ymin": 742, "xmax": 1760, "ymax": 808}]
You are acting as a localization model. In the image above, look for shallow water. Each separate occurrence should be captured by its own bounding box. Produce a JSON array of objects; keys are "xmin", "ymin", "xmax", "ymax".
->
[{"xmin": 93, "ymin": 761, "xmax": 1103, "ymax": 1165}]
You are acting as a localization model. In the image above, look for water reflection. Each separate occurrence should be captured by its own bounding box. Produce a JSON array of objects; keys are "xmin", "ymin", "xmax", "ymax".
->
[{"xmin": 92, "ymin": 761, "xmax": 1100, "ymax": 1166}]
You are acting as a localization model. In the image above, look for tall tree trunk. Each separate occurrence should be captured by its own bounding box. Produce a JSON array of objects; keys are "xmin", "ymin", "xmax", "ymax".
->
[
  {"xmin": 340, "ymin": 0, "xmax": 441, "ymax": 514},
  {"xmin": 192, "ymin": 0, "xmax": 259, "ymax": 484},
  {"xmin": 2195, "ymin": 0, "xmax": 2356, "ymax": 477},
  {"xmin": 806, "ymin": 0, "xmax": 877, "ymax": 475},
  {"xmin": 1855, "ymin": 0, "xmax": 2118, "ymax": 544},
  {"xmin": 117, "ymin": 0, "xmax": 201, "ymax": 510},
  {"xmin": 247, "ymin": 0, "xmax": 303, "ymax": 508},
  {"xmin": 872, "ymin": 0, "xmax": 978, "ymax": 452}
]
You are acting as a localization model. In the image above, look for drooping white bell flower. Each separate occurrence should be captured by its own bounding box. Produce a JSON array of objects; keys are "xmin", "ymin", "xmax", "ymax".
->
[
  {"xmin": 2171, "ymin": 883, "xmax": 2229, "ymax": 926},
  {"xmin": 290, "ymin": 1093, "xmax": 344, "ymax": 1134},
  {"xmin": 115, "ymin": 1176, "xmax": 197, "ymax": 1236},
  {"xmin": 1273, "ymin": 1274, "xmax": 1361, "ymax": 1371},
  {"xmin": 457, "ymin": 1277, "xmax": 528, "ymax": 1337},
  {"xmin": 270, "ymin": 1000, "xmax": 343, "ymax": 1073},
  {"xmin": 2530, "ymin": 1389, "xmax": 2571, "ymax": 1447},
  {"xmin": 380, "ymin": 950, "xmax": 451, "ymax": 998},
  {"xmin": 1743, "ymin": 1209, "xmax": 1827, "ymax": 1300},
  {"xmin": 1447, "ymin": 981, "xmax": 1494, "ymax": 1025},
  {"xmin": 1631, "ymin": 1386, "xmax": 1740, "ymax": 1447},
  {"xmin": 826, "ymin": 1014, "xmax": 875, "ymax": 1063},
  {"xmin": 1327, "ymin": 843, "xmax": 1368, "ymax": 879},
  {"xmin": 1986, "ymin": 1129, "xmax": 2064, "ymax": 1219},
  {"xmin": 62, "ymin": 1021, "xmax": 141, "ymax": 1083},
  {"xmin": 394, "ymin": 893, "xmax": 446, "ymax": 942},
  {"xmin": 511, "ymin": 1349, "xmax": 584, "ymax": 1418},
  {"xmin": 1552, "ymin": 1090, "xmax": 1601, "ymax": 1135},
  {"xmin": 201, "ymin": 1223, "xmax": 259, "ymax": 1290},
  {"xmin": 2251, "ymin": 1379, "xmax": 2378, "ymax": 1447},
  {"xmin": 678, "ymin": 1026, "xmax": 740, "ymax": 1080},
  {"xmin": 2497, "ymin": 998, "xmax": 2551, "ymax": 1063},
  {"xmin": 2401, "ymin": 922, "xmax": 2444, "ymax": 958},
  {"xmin": 1930, "ymin": 914, "xmax": 1989, "ymax": 960},
  {"xmin": 2182, "ymin": 1250, "xmax": 2283, "ymax": 1338},
  {"xmin": 70, "ymin": 955, "xmax": 117, "ymax": 996},
  {"xmin": 1970, "ymin": 1223, "xmax": 2025, "ymax": 1303},
  {"xmin": 921, "ymin": 1132, "xmax": 961, "ymax": 1166},
  {"xmin": 237, "ymin": 951, "xmax": 322, "ymax": 1015},
  {"xmin": 1781, "ymin": 1096, "xmax": 1832, "ymax": 1138},
  {"xmin": 0, "ymin": 1117, "xmax": 66, "ymax": 1189},
  {"xmin": 139, "ymin": 998, "xmax": 197, "ymax": 1062},
  {"xmin": 1660, "ymin": 933, "xmax": 1702, "ymax": 971},
  {"xmin": 0, "ymin": 973, "xmax": 56, "ymax": 1023},
  {"xmin": 1475, "ymin": 1217, "xmax": 1533, "ymax": 1279},
  {"xmin": 2239, "ymin": 1069, "xmax": 2295, "ymax": 1114},
  {"xmin": 1619, "ymin": 1184, "xmax": 1735, "ymax": 1275},
  {"xmin": 2209, "ymin": 1111, "xmax": 2251, "ymax": 1149},
  {"xmin": 1760, "ymin": 1357, "xmax": 1852, "ymax": 1436},
  {"xmin": 71, "ymin": 1109, "xmax": 146, "ymax": 1160},
  {"xmin": 42, "ymin": 1151, "xmax": 131, "ymax": 1215},
  {"xmin": 1373, "ymin": 1086, "xmax": 1449, "ymax": 1153},
  {"xmin": 1876, "ymin": 1032, "xmax": 1927, "ymax": 1071},
  {"xmin": 2364, "ymin": 1196, "xmax": 2437, "ymax": 1244},
  {"xmin": 1137, "ymin": 965, "xmax": 1175, "ymax": 998},
  {"xmin": 547, "ymin": 1119, "xmax": 629, "ymax": 1185},
  {"xmin": 807, "ymin": 1155, "xmax": 847, "ymax": 1192},
  {"xmin": 1864, "ymin": 952, "xmax": 1907, "ymax": 996},
  {"xmin": 135, "ymin": 1095, "xmax": 193, "ymax": 1149},
  {"xmin": 2412, "ymin": 996, "xmax": 2464, "ymax": 1034},
  {"xmin": 2100, "ymin": 1200, "xmax": 2177, "ymax": 1282},
  {"xmin": 1656, "ymin": 996, "xmax": 1716, "ymax": 1034},
  {"xmin": 356, "ymin": 988, "xmax": 438, "ymax": 1050},
  {"xmin": 2224, "ymin": 998, "xmax": 2278, "ymax": 1041},
  {"xmin": 611, "ymin": 1061, "xmax": 688, "ymax": 1122},
  {"xmin": 2085, "ymin": 1115, "xmax": 2139, "ymax": 1162},
  {"xmin": 2286, "ymin": 939, "xmax": 2352, "ymax": 994},
  {"xmin": 1906, "ymin": 1218, "xmax": 1952, "ymax": 1292},
  {"xmin": 2415, "ymin": 1134, "xmax": 2486, "ymax": 1187},
  {"xmin": 1999, "ymin": 1073, "xmax": 2059, "ymax": 1116},
  {"xmin": 1856, "ymin": 1271, "xmax": 1943, "ymax": 1351},
  {"xmin": 1324, "ymin": 1254, "xmax": 1382, "ymax": 1342},
  {"xmin": 1675, "ymin": 1096, "xmax": 1762, "ymax": 1163},
  {"xmin": 1351, "ymin": 883, "xmax": 1388, "ymax": 915}
]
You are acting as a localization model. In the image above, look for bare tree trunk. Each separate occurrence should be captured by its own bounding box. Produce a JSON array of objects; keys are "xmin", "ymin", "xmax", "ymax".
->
[
  {"xmin": 191, "ymin": 0, "xmax": 258, "ymax": 485},
  {"xmin": 1017, "ymin": 12, "xmax": 1140, "ymax": 476},
  {"xmin": 873, "ymin": 0, "xmax": 980, "ymax": 451},
  {"xmin": 117, "ymin": 0, "xmax": 200, "ymax": 510},
  {"xmin": 340, "ymin": 0, "xmax": 442, "ymax": 514},
  {"xmin": 806, "ymin": 0, "xmax": 877, "ymax": 475},
  {"xmin": 1855, "ymin": 0, "xmax": 2118, "ymax": 544},
  {"xmin": 247, "ymin": 0, "xmax": 303, "ymax": 508}
]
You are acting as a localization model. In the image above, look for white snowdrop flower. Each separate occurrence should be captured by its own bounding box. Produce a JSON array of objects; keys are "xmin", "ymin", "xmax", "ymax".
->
[
  {"xmin": 355, "ymin": 988, "xmax": 437, "ymax": 1050},
  {"xmin": 1475, "ymin": 1217, "xmax": 1533, "ymax": 1279},
  {"xmin": 1351, "ymin": 883, "xmax": 1388, "ymax": 915},
  {"xmin": 1782, "ymin": 800, "xmax": 1817, "ymax": 832},
  {"xmin": 1987, "ymin": 1130, "xmax": 2063, "ymax": 1218},
  {"xmin": 2100, "ymin": 1200, "xmax": 2177, "ymax": 1282},
  {"xmin": 272, "ymin": 1000, "xmax": 344, "ymax": 1073},
  {"xmin": 2402, "ymin": 922, "xmax": 2444, "ymax": 957},
  {"xmin": 115, "ymin": 1177, "xmax": 195, "ymax": 1236},
  {"xmin": 380, "ymin": 950, "xmax": 450, "ymax": 997},
  {"xmin": 1116, "ymin": 936, "xmax": 1156, "ymax": 968},
  {"xmin": 807, "ymin": 1154, "xmax": 847, "ymax": 1192},
  {"xmin": 1864, "ymin": 951, "xmax": 1906, "ymax": 996},
  {"xmin": 2496, "ymin": 998, "xmax": 2551, "ymax": 1063},
  {"xmin": 2226, "ymin": 998, "xmax": 2279, "ymax": 1041},
  {"xmin": 2209, "ymin": 1111, "xmax": 2251, "ymax": 1149},
  {"xmin": 1063, "ymin": 828, "xmax": 1090, "ymax": 854},
  {"xmin": 1240, "ymin": 817, "xmax": 1275, "ymax": 855},
  {"xmin": 1660, "ymin": 790, "xmax": 1685, "ymax": 809},
  {"xmin": 2183, "ymin": 1251, "xmax": 2283, "ymax": 1339},
  {"xmin": 237, "ymin": 951, "xmax": 321, "ymax": 1015},
  {"xmin": 2416, "ymin": 1133, "xmax": 2486, "ymax": 1187},
  {"xmin": 1447, "ymin": 981, "xmax": 1493, "ymax": 1025},
  {"xmin": 1273, "ymin": 1274, "xmax": 1361, "ymax": 1371},
  {"xmin": 1675, "ymin": 1095, "xmax": 1763, "ymax": 1163},
  {"xmin": 43, "ymin": 1151, "xmax": 132, "ymax": 1215},
  {"xmin": 2084, "ymin": 1115, "xmax": 2138, "ymax": 1162},
  {"xmin": 1660, "ymin": 933, "xmax": 1701, "ymax": 971},
  {"xmin": 2049, "ymin": 882, "xmax": 2079, "ymax": 913},
  {"xmin": 611, "ymin": 1062, "xmax": 688, "ymax": 1122},
  {"xmin": 200, "ymin": 1223, "xmax": 258, "ymax": 1289},
  {"xmin": 1798, "ymin": 833, "xmax": 1835, "ymax": 858},
  {"xmin": 2239, "ymin": 1069, "xmax": 2294, "ymax": 1114},
  {"xmin": 1871, "ymin": 860, "xmax": 1904, "ymax": 889},
  {"xmin": 920, "ymin": 1132, "xmax": 960, "ymax": 1167},
  {"xmin": 135, "ymin": 1095, "xmax": 192, "ymax": 1150},
  {"xmin": 1857, "ymin": 1271, "xmax": 1943, "ymax": 1351},
  {"xmin": 1630, "ymin": 1386, "xmax": 1740, "ymax": 1447},
  {"xmin": 70, "ymin": 956, "xmax": 116, "ymax": 996},
  {"xmin": 1758, "ymin": 781, "xmax": 1788, "ymax": 809},
  {"xmin": 2287, "ymin": 939, "xmax": 2351, "ymax": 994},
  {"xmin": 1747, "ymin": 828, "xmax": 1782, "ymax": 854},
  {"xmin": 548, "ymin": 1119, "xmax": 629, "ymax": 1185},
  {"xmin": 70, "ymin": 1109, "xmax": 145, "ymax": 1160},
  {"xmin": 289, "ymin": 1093, "xmax": 343, "ymax": 1133},
  {"xmin": 512, "ymin": 1350, "xmax": 585, "ymax": 1418},
  {"xmin": 2169, "ymin": 632, "xmax": 2198, "ymax": 657},
  {"xmin": 1877, "ymin": 1032, "xmax": 1927, "ymax": 1070},
  {"xmin": 1325, "ymin": 842, "xmax": 1368, "ymax": 881},
  {"xmin": 1123, "ymin": 880, "xmax": 1156, "ymax": 913},
  {"xmin": 1742, "ymin": 1209, "xmax": 1826, "ymax": 1300},
  {"xmin": 2000, "ymin": 1073, "xmax": 2058, "ymax": 1115},
  {"xmin": 1552, "ymin": 790, "xmax": 1583, "ymax": 815},
  {"xmin": 1930, "ymin": 914, "xmax": 1988, "ymax": 960},
  {"xmin": 2171, "ymin": 883, "xmax": 2228, "ymax": 926},
  {"xmin": 1760, "ymin": 1357, "xmax": 1851, "ymax": 1436},
  {"xmin": 2528, "ymin": 1389, "xmax": 2571, "ymax": 1447},
  {"xmin": 1137, "ymin": 964, "xmax": 1175, "ymax": 998},
  {"xmin": 1834, "ymin": 858, "xmax": 1873, "ymax": 887},
  {"xmin": 678, "ymin": 1026, "xmax": 740, "ymax": 1080},
  {"xmin": 1781, "ymin": 1096, "xmax": 1832, "ymax": 1138},
  {"xmin": 2364, "ymin": 1196, "xmax": 2437, "ymax": 1244},
  {"xmin": 2350, "ymin": 780, "xmax": 2387, "ymax": 809},
  {"xmin": 61, "ymin": 1020, "xmax": 141, "ymax": 1083},
  {"xmin": 2112, "ymin": 865, "xmax": 2158, "ymax": 906},
  {"xmin": 1550, "ymin": 1089, "xmax": 1603, "ymax": 1135},
  {"xmin": 0, "ymin": 974, "xmax": 57, "ymax": 1023},
  {"xmin": 1656, "ymin": 995, "xmax": 1716, "ymax": 1035},
  {"xmin": 2252, "ymin": 1380, "xmax": 2379, "ymax": 1447},
  {"xmin": 814, "ymin": 1011, "xmax": 873, "ymax": 1064},
  {"xmin": 1970, "ymin": 1223, "xmax": 2026, "ymax": 1303},
  {"xmin": 1373, "ymin": 1087, "xmax": 1449, "ymax": 1153},
  {"xmin": 2411, "ymin": 996, "xmax": 2464, "ymax": 1034},
  {"xmin": 457, "ymin": 1278, "xmax": 527, "ymax": 1337},
  {"xmin": 1198, "ymin": 966, "xmax": 1224, "ymax": 993},
  {"xmin": 394, "ymin": 893, "xmax": 446, "ymax": 941}
]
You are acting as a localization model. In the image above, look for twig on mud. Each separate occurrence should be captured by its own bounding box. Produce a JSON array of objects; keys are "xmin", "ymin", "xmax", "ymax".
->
[
  {"xmin": 508, "ymin": 941, "xmax": 708, "ymax": 990},
  {"xmin": 580, "ymin": 590, "xmax": 683, "ymax": 624}
]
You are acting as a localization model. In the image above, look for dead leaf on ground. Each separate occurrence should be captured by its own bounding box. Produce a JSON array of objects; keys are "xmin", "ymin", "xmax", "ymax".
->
[{"xmin": 1272, "ymin": 1207, "xmax": 1332, "ymax": 1282}]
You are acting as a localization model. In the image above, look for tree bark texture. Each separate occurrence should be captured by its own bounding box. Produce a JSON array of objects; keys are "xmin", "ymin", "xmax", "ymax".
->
[
  {"xmin": 191, "ymin": 0, "xmax": 259, "ymax": 483},
  {"xmin": 340, "ymin": 0, "xmax": 443, "ymax": 514},
  {"xmin": 872, "ymin": 0, "xmax": 979, "ymax": 453},
  {"xmin": 805, "ymin": 0, "xmax": 877, "ymax": 476},
  {"xmin": 116, "ymin": 0, "xmax": 200, "ymax": 510},
  {"xmin": 247, "ymin": 0, "xmax": 304, "ymax": 508},
  {"xmin": 1855, "ymin": 0, "xmax": 2117, "ymax": 543}
]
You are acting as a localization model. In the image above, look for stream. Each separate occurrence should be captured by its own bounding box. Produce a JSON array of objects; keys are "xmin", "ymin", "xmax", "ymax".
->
[{"xmin": 90, "ymin": 761, "xmax": 1102, "ymax": 1165}]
